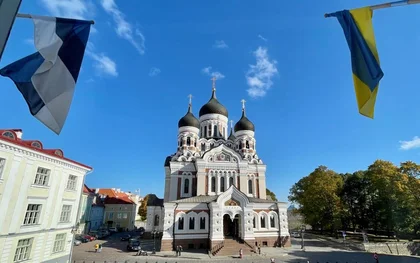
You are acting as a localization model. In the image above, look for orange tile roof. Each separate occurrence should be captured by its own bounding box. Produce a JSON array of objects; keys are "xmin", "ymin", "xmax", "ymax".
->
[
  {"xmin": 96, "ymin": 188, "xmax": 135, "ymax": 205},
  {"xmin": 0, "ymin": 129, "xmax": 92, "ymax": 169}
]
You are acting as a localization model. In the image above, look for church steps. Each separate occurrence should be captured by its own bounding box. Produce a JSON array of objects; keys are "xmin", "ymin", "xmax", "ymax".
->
[{"xmin": 214, "ymin": 238, "xmax": 255, "ymax": 256}]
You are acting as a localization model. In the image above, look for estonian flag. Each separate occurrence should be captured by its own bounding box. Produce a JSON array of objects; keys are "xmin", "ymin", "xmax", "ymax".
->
[
  {"xmin": 327, "ymin": 7, "xmax": 384, "ymax": 119},
  {"xmin": 0, "ymin": 16, "xmax": 91, "ymax": 134}
]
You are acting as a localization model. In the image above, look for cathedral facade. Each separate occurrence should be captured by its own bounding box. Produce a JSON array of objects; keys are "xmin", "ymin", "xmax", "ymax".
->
[{"xmin": 146, "ymin": 81, "xmax": 290, "ymax": 253}]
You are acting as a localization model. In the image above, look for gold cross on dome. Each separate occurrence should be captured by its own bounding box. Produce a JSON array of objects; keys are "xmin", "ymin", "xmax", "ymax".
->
[
  {"xmin": 211, "ymin": 76, "xmax": 217, "ymax": 91},
  {"xmin": 188, "ymin": 94, "xmax": 193, "ymax": 105},
  {"xmin": 230, "ymin": 120, "xmax": 234, "ymax": 129}
]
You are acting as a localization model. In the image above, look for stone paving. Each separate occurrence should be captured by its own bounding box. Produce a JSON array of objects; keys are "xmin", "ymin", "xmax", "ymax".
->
[{"xmin": 71, "ymin": 232, "xmax": 420, "ymax": 263}]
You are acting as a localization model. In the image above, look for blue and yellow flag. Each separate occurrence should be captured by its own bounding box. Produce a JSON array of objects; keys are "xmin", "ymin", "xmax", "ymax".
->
[{"xmin": 327, "ymin": 7, "xmax": 384, "ymax": 119}]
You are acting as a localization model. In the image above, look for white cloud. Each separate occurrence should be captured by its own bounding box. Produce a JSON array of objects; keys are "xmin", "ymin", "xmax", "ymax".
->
[
  {"xmin": 201, "ymin": 66, "xmax": 225, "ymax": 80},
  {"xmin": 246, "ymin": 46, "xmax": 278, "ymax": 98},
  {"xmin": 40, "ymin": 0, "xmax": 97, "ymax": 33},
  {"xmin": 258, "ymin": 34, "xmax": 268, "ymax": 42},
  {"xmin": 399, "ymin": 136, "xmax": 420, "ymax": 150},
  {"xmin": 100, "ymin": 0, "xmax": 145, "ymax": 55},
  {"xmin": 213, "ymin": 40, "xmax": 228, "ymax": 49},
  {"xmin": 85, "ymin": 44, "xmax": 118, "ymax": 77},
  {"xmin": 149, "ymin": 67, "xmax": 161, "ymax": 77}
]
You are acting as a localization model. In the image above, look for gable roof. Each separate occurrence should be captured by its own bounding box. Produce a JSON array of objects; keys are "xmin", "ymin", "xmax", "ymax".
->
[{"xmin": 96, "ymin": 188, "xmax": 135, "ymax": 205}]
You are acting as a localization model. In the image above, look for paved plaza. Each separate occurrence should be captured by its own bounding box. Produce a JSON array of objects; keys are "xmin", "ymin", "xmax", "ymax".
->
[{"xmin": 71, "ymin": 232, "xmax": 420, "ymax": 263}]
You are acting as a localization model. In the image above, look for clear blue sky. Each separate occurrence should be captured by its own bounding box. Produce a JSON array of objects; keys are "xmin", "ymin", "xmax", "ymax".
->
[{"xmin": 1, "ymin": 0, "xmax": 420, "ymax": 202}]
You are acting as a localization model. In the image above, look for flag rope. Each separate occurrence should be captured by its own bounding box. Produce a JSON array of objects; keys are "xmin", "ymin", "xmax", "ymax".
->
[
  {"xmin": 324, "ymin": 0, "xmax": 420, "ymax": 17},
  {"xmin": 16, "ymin": 13, "xmax": 95, "ymax": 24}
]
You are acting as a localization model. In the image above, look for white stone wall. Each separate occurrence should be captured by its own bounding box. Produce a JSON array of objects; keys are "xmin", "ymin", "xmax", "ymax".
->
[{"xmin": 146, "ymin": 206, "xmax": 164, "ymax": 232}]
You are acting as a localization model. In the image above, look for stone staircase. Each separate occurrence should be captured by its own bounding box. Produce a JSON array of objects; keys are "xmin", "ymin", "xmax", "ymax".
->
[{"xmin": 215, "ymin": 238, "xmax": 255, "ymax": 256}]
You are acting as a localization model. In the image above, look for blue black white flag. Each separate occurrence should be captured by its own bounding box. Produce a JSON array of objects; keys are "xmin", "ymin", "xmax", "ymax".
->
[{"xmin": 0, "ymin": 15, "xmax": 91, "ymax": 134}]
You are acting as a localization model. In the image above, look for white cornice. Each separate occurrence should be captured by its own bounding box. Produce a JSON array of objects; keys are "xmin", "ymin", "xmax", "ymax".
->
[{"xmin": 0, "ymin": 141, "xmax": 91, "ymax": 173}]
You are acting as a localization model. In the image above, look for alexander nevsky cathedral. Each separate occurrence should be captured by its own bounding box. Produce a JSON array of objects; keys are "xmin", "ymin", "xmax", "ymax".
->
[{"xmin": 146, "ymin": 79, "xmax": 290, "ymax": 255}]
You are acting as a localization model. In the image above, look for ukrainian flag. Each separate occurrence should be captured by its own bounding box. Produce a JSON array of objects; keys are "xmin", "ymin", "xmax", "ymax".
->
[{"xmin": 327, "ymin": 7, "xmax": 384, "ymax": 119}]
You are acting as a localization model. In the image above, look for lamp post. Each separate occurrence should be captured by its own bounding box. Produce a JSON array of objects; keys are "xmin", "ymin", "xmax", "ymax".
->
[
  {"xmin": 152, "ymin": 229, "xmax": 159, "ymax": 254},
  {"xmin": 300, "ymin": 225, "xmax": 305, "ymax": 250}
]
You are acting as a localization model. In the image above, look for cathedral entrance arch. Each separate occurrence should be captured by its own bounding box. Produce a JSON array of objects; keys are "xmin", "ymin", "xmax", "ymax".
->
[{"xmin": 223, "ymin": 214, "xmax": 240, "ymax": 239}]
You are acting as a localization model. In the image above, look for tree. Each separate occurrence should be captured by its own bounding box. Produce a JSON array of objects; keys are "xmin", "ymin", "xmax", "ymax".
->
[
  {"xmin": 138, "ymin": 194, "xmax": 150, "ymax": 221},
  {"xmin": 289, "ymin": 165, "xmax": 344, "ymax": 233},
  {"xmin": 266, "ymin": 188, "xmax": 278, "ymax": 201}
]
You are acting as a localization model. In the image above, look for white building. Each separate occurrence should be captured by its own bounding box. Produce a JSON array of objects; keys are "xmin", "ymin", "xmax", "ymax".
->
[
  {"xmin": 0, "ymin": 129, "xmax": 92, "ymax": 263},
  {"xmin": 147, "ymin": 81, "xmax": 290, "ymax": 255}
]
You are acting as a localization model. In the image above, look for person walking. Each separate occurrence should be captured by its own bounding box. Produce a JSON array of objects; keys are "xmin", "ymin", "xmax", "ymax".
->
[
  {"xmin": 258, "ymin": 244, "xmax": 261, "ymax": 255},
  {"xmin": 94, "ymin": 243, "xmax": 99, "ymax": 253},
  {"xmin": 98, "ymin": 243, "xmax": 102, "ymax": 253},
  {"xmin": 179, "ymin": 245, "xmax": 183, "ymax": 256},
  {"xmin": 175, "ymin": 245, "xmax": 179, "ymax": 257}
]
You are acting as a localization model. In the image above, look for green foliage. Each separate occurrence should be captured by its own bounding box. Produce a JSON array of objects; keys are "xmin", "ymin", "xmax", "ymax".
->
[
  {"xmin": 138, "ymin": 194, "xmax": 150, "ymax": 221},
  {"xmin": 266, "ymin": 188, "xmax": 278, "ymax": 201},
  {"xmin": 289, "ymin": 160, "xmax": 420, "ymax": 238}
]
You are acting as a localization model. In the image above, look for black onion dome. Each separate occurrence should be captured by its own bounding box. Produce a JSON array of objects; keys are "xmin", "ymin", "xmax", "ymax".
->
[
  {"xmin": 199, "ymin": 89, "xmax": 228, "ymax": 117},
  {"xmin": 234, "ymin": 110, "xmax": 255, "ymax": 132},
  {"xmin": 178, "ymin": 105, "xmax": 200, "ymax": 128}
]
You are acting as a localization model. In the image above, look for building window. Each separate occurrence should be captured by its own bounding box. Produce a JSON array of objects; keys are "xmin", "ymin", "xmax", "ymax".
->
[
  {"xmin": 52, "ymin": 233, "xmax": 66, "ymax": 253},
  {"xmin": 208, "ymin": 125, "xmax": 212, "ymax": 136},
  {"xmin": 189, "ymin": 217, "xmax": 195, "ymax": 230},
  {"xmin": 187, "ymin": 137, "xmax": 191, "ymax": 146},
  {"xmin": 204, "ymin": 126, "xmax": 207, "ymax": 137},
  {"xmin": 23, "ymin": 204, "xmax": 42, "ymax": 225},
  {"xmin": 194, "ymin": 141, "xmax": 197, "ymax": 147},
  {"xmin": 201, "ymin": 143, "xmax": 206, "ymax": 151},
  {"xmin": 34, "ymin": 167, "xmax": 50, "ymax": 186},
  {"xmin": 154, "ymin": 215, "xmax": 159, "ymax": 226},
  {"xmin": 3, "ymin": 131, "xmax": 15, "ymax": 139},
  {"xmin": 117, "ymin": 213, "xmax": 122, "ymax": 219},
  {"xmin": 246, "ymin": 141, "xmax": 250, "ymax": 149},
  {"xmin": 66, "ymin": 175, "xmax": 77, "ymax": 190},
  {"xmin": 59, "ymin": 205, "xmax": 72, "ymax": 222},
  {"xmin": 253, "ymin": 216, "xmax": 256, "ymax": 228},
  {"xmin": 0, "ymin": 158, "xmax": 5, "ymax": 179},
  {"xmin": 184, "ymin": 178, "xmax": 189, "ymax": 194},
  {"xmin": 178, "ymin": 217, "xmax": 184, "ymax": 230},
  {"xmin": 220, "ymin": 177, "xmax": 225, "ymax": 192},
  {"xmin": 260, "ymin": 216, "xmax": 266, "ymax": 228},
  {"xmin": 248, "ymin": 179, "xmax": 253, "ymax": 194},
  {"xmin": 109, "ymin": 212, "xmax": 114, "ymax": 219},
  {"xmin": 200, "ymin": 217, "xmax": 206, "ymax": 229},
  {"xmin": 214, "ymin": 125, "xmax": 219, "ymax": 137},
  {"xmin": 239, "ymin": 141, "xmax": 243, "ymax": 149},
  {"xmin": 270, "ymin": 215, "xmax": 275, "ymax": 228},
  {"xmin": 14, "ymin": 238, "xmax": 32, "ymax": 262},
  {"xmin": 229, "ymin": 177, "xmax": 234, "ymax": 187},
  {"xmin": 123, "ymin": 213, "xmax": 127, "ymax": 219},
  {"xmin": 211, "ymin": 177, "xmax": 216, "ymax": 192}
]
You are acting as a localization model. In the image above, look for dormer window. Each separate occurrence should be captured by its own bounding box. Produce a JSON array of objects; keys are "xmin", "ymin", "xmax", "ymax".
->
[
  {"xmin": 201, "ymin": 143, "xmax": 206, "ymax": 151},
  {"xmin": 31, "ymin": 141, "xmax": 42, "ymax": 149},
  {"xmin": 2, "ymin": 131, "xmax": 15, "ymax": 139},
  {"xmin": 246, "ymin": 141, "xmax": 250, "ymax": 149},
  {"xmin": 239, "ymin": 142, "xmax": 243, "ymax": 149},
  {"xmin": 186, "ymin": 137, "xmax": 191, "ymax": 146}
]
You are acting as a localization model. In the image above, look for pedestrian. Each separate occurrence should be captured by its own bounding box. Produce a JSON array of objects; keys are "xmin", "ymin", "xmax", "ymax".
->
[
  {"xmin": 374, "ymin": 252, "xmax": 379, "ymax": 263},
  {"xmin": 98, "ymin": 243, "xmax": 102, "ymax": 253},
  {"xmin": 258, "ymin": 244, "xmax": 261, "ymax": 255},
  {"xmin": 179, "ymin": 245, "xmax": 183, "ymax": 256},
  {"xmin": 270, "ymin": 258, "xmax": 275, "ymax": 263},
  {"xmin": 94, "ymin": 243, "xmax": 99, "ymax": 253},
  {"xmin": 175, "ymin": 245, "xmax": 179, "ymax": 256},
  {"xmin": 239, "ymin": 248, "xmax": 243, "ymax": 259}
]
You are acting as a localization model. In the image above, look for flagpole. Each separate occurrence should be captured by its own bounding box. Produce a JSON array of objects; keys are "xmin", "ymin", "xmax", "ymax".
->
[
  {"xmin": 16, "ymin": 13, "xmax": 95, "ymax": 24},
  {"xmin": 324, "ymin": 0, "xmax": 420, "ymax": 17}
]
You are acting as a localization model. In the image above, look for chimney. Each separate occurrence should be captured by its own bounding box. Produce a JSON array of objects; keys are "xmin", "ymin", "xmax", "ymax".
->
[{"xmin": 12, "ymin": 129, "xmax": 23, "ymax": 139}]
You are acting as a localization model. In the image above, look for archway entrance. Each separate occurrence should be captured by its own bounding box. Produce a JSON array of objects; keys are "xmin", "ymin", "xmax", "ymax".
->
[{"xmin": 223, "ymin": 214, "xmax": 240, "ymax": 239}]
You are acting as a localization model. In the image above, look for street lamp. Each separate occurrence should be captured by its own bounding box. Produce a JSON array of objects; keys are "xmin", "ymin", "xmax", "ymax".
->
[
  {"xmin": 152, "ymin": 230, "xmax": 159, "ymax": 254},
  {"xmin": 300, "ymin": 225, "xmax": 305, "ymax": 250}
]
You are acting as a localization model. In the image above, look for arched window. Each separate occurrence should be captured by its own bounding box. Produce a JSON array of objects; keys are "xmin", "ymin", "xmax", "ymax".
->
[
  {"xmin": 246, "ymin": 141, "xmax": 249, "ymax": 149},
  {"xmin": 208, "ymin": 125, "xmax": 212, "ymax": 136},
  {"xmin": 229, "ymin": 177, "xmax": 234, "ymax": 187},
  {"xmin": 179, "ymin": 139, "xmax": 182, "ymax": 146},
  {"xmin": 239, "ymin": 141, "xmax": 243, "ymax": 149},
  {"xmin": 214, "ymin": 125, "xmax": 218, "ymax": 137},
  {"xmin": 194, "ymin": 140, "xmax": 197, "ymax": 147},
  {"xmin": 201, "ymin": 143, "xmax": 206, "ymax": 151},
  {"xmin": 248, "ymin": 179, "xmax": 253, "ymax": 194},
  {"xmin": 200, "ymin": 217, "xmax": 206, "ymax": 229},
  {"xmin": 270, "ymin": 215, "xmax": 275, "ymax": 228},
  {"xmin": 253, "ymin": 216, "xmax": 256, "ymax": 228},
  {"xmin": 260, "ymin": 216, "xmax": 266, "ymax": 228},
  {"xmin": 187, "ymin": 137, "xmax": 191, "ymax": 146},
  {"xmin": 210, "ymin": 143, "xmax": 214, "ymax": 149},
  {"xmin": 204, "ymin": 126, "xmax": 207, "ymax": 137},
  {"xmin": 154, "ymin": 215, "xmax": 159, "ymax": 226},
  {"xmin": 2, "ymin": 131, "xmax": 14, "ymax": 139},
  {"xmin": 211, "ymin": 177, "xmax": 216, "ymax": 192},
  {"xmin": 178, "ymin": 217, "xmax": 184, "ymax": 230},
  {"xmin": 184, "ymin": 178, "xmax": 189, "ymax": 194},
  {"xmin": 189, "ymin": 217, "xmax": 195, "ymax": 230},
  {"xmin": 220, "ymin": 177, "xmax": 225, "ymax": 192}
]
